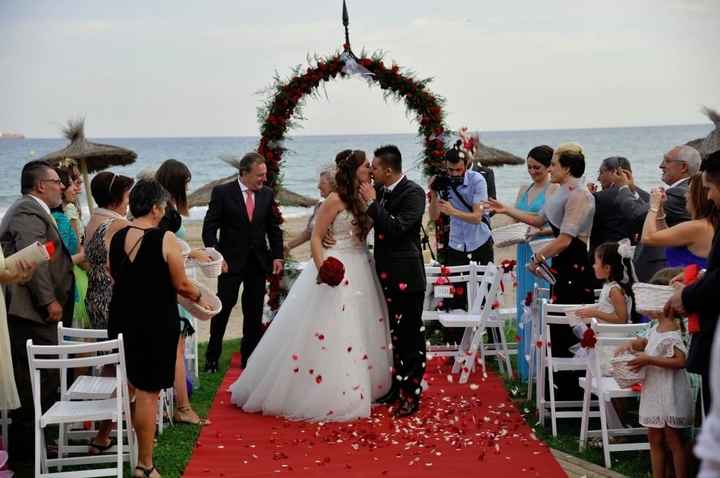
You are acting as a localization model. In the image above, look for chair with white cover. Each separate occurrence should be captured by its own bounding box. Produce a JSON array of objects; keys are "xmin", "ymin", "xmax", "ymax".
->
[
  {"xmin": 537, "ymin": 300, "xmax": 599, "ymax": 437},
  {"xmin": 436, "ymin": 264, "xmax": 507, "ymax": 382},
  {"xmin": 578, "ymin": 319, "xmax": 649, "ymax": 468},
  {"xmin": 422, "ymin": 263, "xmax": 477, "ymax": 358},
  {"xmin": 526, "ymin": 284, "xmax": 551, "ymax": 402},
  {"xmin": 26, "ymin": 335, "xmax": 134, "ymax": 477}
]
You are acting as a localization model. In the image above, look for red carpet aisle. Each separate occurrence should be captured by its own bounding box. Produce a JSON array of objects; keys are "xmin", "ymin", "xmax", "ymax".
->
[{"xmin": 183, "ymin": 354, "xmax": 566, "ymax": 477}]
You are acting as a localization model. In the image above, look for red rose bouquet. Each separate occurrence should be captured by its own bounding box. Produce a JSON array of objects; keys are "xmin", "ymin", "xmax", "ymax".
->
[{"xmin": 317, "ymin": 257, "xmax": 345, "ymax": 287}]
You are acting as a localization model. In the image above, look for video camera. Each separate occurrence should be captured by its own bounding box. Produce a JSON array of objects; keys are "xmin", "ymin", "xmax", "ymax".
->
[{"xmin": 430, "ymin": 170, "xmax": 463, "ymax": 200}]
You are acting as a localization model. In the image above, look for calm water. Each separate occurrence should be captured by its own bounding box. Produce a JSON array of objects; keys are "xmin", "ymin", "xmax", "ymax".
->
[{"xmin": 0, "ymin": 124, "xmax": 712, "ymax": 220}]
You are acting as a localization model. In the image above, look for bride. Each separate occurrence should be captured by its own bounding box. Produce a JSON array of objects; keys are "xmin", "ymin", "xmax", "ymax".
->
[{"xmin": 229, "ymin": 149, "xmax": 392, "ymax": 421}]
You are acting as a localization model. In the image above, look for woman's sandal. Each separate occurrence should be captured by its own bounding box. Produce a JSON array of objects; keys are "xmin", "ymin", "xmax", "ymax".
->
[
  {"xmin": 133, "ymin": 465, "xmax": 161, "ymax": 478},
  {"xmin": 88, "ymin": 438, "xmax": 114, "ymax": 455},
  {"xmin": 173, "ymin": 405, "xmax": 211, "ymax": 426}
]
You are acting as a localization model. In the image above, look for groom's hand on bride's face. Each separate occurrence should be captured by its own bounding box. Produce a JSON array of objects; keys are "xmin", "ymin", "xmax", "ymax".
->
[
  {"xmin": 359, "ymin": 182, "xmax": 376, "ymax": 203},
  {"xmin": 321, "ymin": 229, "xmax": 336, "ymax": 249}
]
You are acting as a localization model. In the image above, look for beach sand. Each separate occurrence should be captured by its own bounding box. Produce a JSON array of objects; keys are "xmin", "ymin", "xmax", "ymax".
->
[{"xmin": 186, "ymin": 214, "xmax": 517, "ymax": 344}]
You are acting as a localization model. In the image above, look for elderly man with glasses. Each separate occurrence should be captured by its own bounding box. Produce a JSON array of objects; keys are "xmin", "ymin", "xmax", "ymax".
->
[
  {"xmin": 0, "ymin": 160, "xmax": 75, "ymax": 466},
  {"xmin": 613, "ymin": 145, "xmax": 702, "ymax": 281}
]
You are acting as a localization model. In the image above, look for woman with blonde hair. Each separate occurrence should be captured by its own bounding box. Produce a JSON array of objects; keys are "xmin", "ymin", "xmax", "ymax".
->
[
  {"xmin": 284, "ymin": 167, "xmax": 336, "ymax": 256},
  {"xmin": 487, "ymin": 143, "xmax": 596, "ymax": 398}
]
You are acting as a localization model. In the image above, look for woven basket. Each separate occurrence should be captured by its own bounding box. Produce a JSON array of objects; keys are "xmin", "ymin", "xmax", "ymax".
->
[
  {"xmin": 198, "ymin": 247, "xmax": 224, "ymax": 278},
  {"xmin": 177, "ymin": 279, "xmax": 222, "ymax": 321},
  {"xmin": 529, "ymin": 238, "xmax": 554, "ymax": 254},
  {"xmin": 610, "ymin": 353, "xmax": 646, "ymax": 389},
  {"xmin": 492, "ymin": 223, "xmax": 529, "ymax": 247},
  {"xmin": 632, "ymin": 283, "xmax": 675, "ymax": 314}
]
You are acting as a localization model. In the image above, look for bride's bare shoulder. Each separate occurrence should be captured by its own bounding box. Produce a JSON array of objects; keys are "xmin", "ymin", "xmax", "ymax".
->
[{"xmin": 322, "ymin": 193, "xmax": 347, "ymax": 212}]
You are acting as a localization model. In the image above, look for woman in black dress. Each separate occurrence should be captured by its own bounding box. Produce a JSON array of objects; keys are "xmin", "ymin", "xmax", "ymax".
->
[
  {"xmin": 108, "ymin": 179, "xmax": 210, "ymax": 478},
  {"xmin": 487, "ymin": 143, "xmax": 596, "ymax": 397}
]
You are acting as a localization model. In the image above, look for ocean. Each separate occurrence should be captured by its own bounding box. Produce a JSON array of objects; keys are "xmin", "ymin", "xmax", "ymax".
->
[{"xmin": 0, "ymin": 124, "xmax": 712, "ymax": 221}]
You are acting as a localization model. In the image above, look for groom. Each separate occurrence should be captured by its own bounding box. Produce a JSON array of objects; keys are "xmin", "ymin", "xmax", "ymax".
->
[{"xmin": 360, "ymin": 145, "xmax": 427, "ymax": 417}]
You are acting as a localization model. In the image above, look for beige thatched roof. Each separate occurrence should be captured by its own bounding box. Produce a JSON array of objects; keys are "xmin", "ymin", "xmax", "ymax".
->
[
  {"xmin": 686, "ymin": 107, "xmax": 720, "ymax": 157},
  {"xmin": 40, "ymin": 119, "xmax": 137, "ymax": 173},
  {"xmin": 471, "ymin": 141, "xmax": 524, "ymax": 167}
]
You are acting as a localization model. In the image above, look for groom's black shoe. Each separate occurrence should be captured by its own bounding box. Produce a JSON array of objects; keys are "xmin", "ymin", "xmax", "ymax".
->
[
  {"xmin": 203, "ymin": 359, "xmax": 218, "ymax": 374},
  {"xmin": 373, "ymin": 386, "xmax": 400, "ymax": 405},
  {"xmin": 393, "ymin": 396, "xmax": 420, "ymax": 418}
]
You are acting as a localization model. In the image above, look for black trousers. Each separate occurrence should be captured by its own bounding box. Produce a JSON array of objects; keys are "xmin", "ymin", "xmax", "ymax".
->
[
  {"xmin": 387, "ymin": 290, "xmax": 426, "ymax": 399},
  {"xmin": 206, "ymin": 255, "xmax": 266, "ymax": 367},
  {"xmin": 8, "ymin": 318, "xmax": 60, "ymax": 462}
]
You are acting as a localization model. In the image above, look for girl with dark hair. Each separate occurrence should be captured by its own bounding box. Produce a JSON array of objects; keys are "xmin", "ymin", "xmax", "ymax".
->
[
  {"xmin": 228, "ymin": 149, "xmax": 393, "ymax": 422},
  {"xmin": 641, "ymin": 173, "xmax": 718, "ymax": 269},
  {"xmin": 575, "ymin": 242, "xmax": 638, "ymax": 326},
  {"xmin": 513, "ymin": 145, "xmax": 558, "ymax": 381},
  {"xmin": 155, "ymin": 159, "xmax": 210, "ymax": 426}
]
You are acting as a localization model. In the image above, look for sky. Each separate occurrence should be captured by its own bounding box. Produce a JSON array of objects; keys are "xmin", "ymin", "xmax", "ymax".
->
[{"xmin": 1, "ymin": 0, "xmax": 719, "ymax": 138}]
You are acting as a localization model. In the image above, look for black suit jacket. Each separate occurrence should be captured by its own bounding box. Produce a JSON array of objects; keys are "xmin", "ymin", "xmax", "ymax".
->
[
  {"xmin": 616, "ymin": 179, "xmax": 690, "ymax": 281},
  {"xmin": 590, "ymin": 186, "xmax": 630, "ymax": 255},
  {"xmin": 367, "ymin": 177, "xmax": 426, "ymax": 293},
  {"xmin": 201, "ymin": 179, "xmax": 283, "ymax": 274},
  {"xmin": 682, "ymin": 227, "xmax": 720, "ymax": 374}
]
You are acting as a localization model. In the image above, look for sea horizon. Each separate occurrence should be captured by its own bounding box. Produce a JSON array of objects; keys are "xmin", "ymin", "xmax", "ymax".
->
[{"xmin": 10, "ymin": 122, "xmax": 709, "ymax": 141}]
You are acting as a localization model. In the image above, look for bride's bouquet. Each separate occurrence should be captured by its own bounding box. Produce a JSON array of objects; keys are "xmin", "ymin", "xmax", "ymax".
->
[{"xmin": 316, "ymin": 257, "xmax": 345, "ymax": 287}]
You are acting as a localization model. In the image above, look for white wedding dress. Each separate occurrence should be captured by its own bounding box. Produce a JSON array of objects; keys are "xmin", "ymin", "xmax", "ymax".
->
[{"xmin": 229, "ymin": 210, "xmax": 392, "ymax": 421}]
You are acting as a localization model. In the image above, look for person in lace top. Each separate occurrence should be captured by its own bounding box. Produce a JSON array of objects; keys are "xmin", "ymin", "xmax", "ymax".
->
[
  {"xmin": 487, "ymin": 143, "xmax": 596, "ymax": 399},
  {"xmin": 616, "ymin": 313, "xmax": 692, "ymax": 478}
]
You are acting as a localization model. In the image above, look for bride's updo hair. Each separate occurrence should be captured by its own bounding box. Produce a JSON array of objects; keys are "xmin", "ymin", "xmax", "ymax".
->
[{"xmin": 335, "ymin": 149, "xmax": 371, "ymax": 241}]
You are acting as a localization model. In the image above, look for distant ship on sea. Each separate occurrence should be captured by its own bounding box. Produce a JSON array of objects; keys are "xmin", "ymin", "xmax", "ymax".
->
[{"xmin": 1, "ymin": 132, "xmax": 25, "ymax": 139}]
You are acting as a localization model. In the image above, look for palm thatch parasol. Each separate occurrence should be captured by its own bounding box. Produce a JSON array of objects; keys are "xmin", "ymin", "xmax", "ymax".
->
[
  {"xmin": 458, "ymin": 129, "xmax": 524, "ymax": 167},
  {"xmin": 40, "ymin": 119, "xmax": 137, "ymax": 211},
  {"xmin": 188, "ymin": 155, "xmax": 317, "ymax": 209},
  {"xmin": 686, "ymin": 107, "xmax": 720, "ymax": 158}
]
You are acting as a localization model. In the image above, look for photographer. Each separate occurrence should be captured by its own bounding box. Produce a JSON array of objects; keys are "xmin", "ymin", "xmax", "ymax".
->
[{"xmin": 429, "ymin": 141, "xmax": 493, "ymax": 310}]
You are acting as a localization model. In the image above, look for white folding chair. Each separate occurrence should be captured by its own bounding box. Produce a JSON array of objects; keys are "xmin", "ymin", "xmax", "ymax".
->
[
  {"xmin": 537, "ymin": 300, "xmax": 599, "ymax": 437},
  {"xmin": 579, "ymin": 319, "xmax": 649, "ymax": 468},
  {"xmin": 422, "ymin": 263, "xmax": 477, "ymax": 358},
  {"xmin": 436, "ymin": 264, "xmax": 507, "ymax": 382},
  {"xmin": 526, "ymin": 284, "xmax": 550, "ymax": 402},
  {"xmin": 27, "ymin": 335, "xmax": 135, "ymax": 477},
  {"xmin": 156, "ymin": 389, "xmax": 174, "ymax": 435}
]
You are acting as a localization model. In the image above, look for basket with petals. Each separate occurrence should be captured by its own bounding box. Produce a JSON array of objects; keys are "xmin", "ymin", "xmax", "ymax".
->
[
  {"xmin": 197, "ymin": 247, "xmax": 224, "ymax": 278},
  {"xmin": 632, "ymin": 283, "xmax": 675, "ymax": 314},
  {"xmin": 177, "ymin": 279, "xmax": 222, "ymax": 321},
  {"xmin": 491, "ymin": 223, "xmax": 530, "ymax": 247},
  {"xmin": 529, "ymin": 238, "xmax": 554, "ymax": 254},
  {"xmin": 610, "ymin": 353, "xmax": 646, "ymax": 388}
]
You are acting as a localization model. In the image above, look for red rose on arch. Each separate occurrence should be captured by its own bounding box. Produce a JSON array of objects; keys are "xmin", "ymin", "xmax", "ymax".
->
[{"xmin": 317, "ymin": 257, "xmax": 345, "ymax": 287}]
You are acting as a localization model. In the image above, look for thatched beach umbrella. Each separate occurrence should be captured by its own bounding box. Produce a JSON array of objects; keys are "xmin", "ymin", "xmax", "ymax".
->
[
  {"xmin": 686, "ymin": 107, "xmax": 720, "ymax": 158},
  {"xmin": 187, "ymin": 155, "xmax": 317, "ymax": 209},
  {"xmin": 458, "ymin": 129, "xmax": 524, "ymax": 167},
  {"xmin": 40, "ymin": 119, "xmax": 137, "ymax": 211}
]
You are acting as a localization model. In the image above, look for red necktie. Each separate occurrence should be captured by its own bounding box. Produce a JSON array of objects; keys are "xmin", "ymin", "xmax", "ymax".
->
[{"xmin": 245, "ymin": 190, "xmax": 255, "ymax": 221}]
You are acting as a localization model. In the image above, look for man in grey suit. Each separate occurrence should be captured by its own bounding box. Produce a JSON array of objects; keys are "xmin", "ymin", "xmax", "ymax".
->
[
  {"xmin": 614, "ymin": 145, "xmax": 702, "ymax": 281},
  {"xmin": 1, "ymin": 160, "xmax": 74, "ymax": 461}
]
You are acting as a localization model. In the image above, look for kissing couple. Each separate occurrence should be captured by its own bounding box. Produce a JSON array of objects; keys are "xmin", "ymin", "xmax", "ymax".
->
[{"xmin": 229, "ymin": 145, "xmax": 427, "ymax": 420}]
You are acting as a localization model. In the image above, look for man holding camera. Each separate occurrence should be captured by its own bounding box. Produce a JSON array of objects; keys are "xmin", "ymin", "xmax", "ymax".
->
[{"xmin": 429, "ymin": 144, "xmax": 493, "ymax": 309}]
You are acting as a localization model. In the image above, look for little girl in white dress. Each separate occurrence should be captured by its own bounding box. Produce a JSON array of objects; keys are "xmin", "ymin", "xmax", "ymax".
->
[{"xmin": 616, "ymin": 313, "xmax": 692, "ymax": 478}]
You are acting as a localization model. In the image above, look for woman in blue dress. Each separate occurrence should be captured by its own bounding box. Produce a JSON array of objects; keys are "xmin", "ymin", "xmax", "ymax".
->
[
  {"xmin": 641, "ymin": 173, "xmax": 718, "ymax": 270},
  {"xmin": 513, "ymin": 146, "xmax": 557, "ymax": 381}
]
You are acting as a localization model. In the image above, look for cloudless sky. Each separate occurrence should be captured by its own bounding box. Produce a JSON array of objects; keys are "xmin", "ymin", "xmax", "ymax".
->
[{"xmin": 1, "ymin": 0, "xmax": 719, "ymax": 138}]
